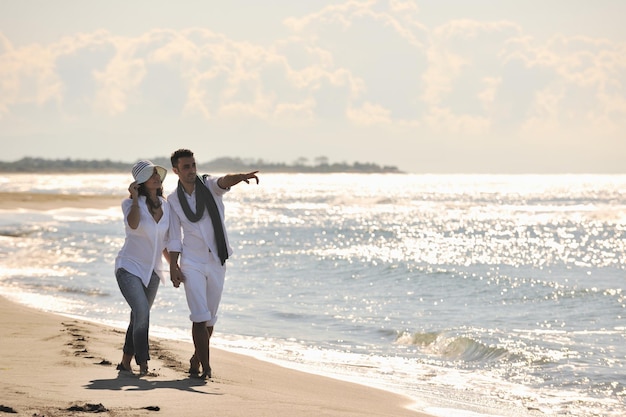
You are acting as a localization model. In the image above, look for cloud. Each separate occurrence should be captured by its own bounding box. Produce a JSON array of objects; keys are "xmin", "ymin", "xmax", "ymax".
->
[
  {"xmin": 347, "ymin": 101, "xmax": 392, "ymax": 125},
  {"xmin": 284, "ymin": 0, "xmax": 427, "ymax": 49},
  {"xmin": 501, "ymin": 33, "xmax": 626, "ymax": 136},
  {"xmin": 0, "ymin": 35, "xmax": 62, "ymax": 115},
  {"xmin": 0, "ymin": 0, "xmax": 624, "ymax": 152}
]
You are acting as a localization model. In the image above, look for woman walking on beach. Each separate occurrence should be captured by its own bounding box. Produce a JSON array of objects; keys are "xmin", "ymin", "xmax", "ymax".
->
[{"xmin": 114, "ymin": 160, "xmax": 170, "ymax": 376}]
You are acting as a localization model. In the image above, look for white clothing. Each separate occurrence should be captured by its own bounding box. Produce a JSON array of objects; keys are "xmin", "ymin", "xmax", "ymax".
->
[
  {"xmin": 167, "ymin": 175, "xmax": 232, "ymax": 324},
  {"xmin": 115, "ymin": 196, "xmax": 170, "ymax": 286},
  {"xmin": 167, "ymin": 175, "xmax": 233, "ymax": 266},
  {"xmin": 181, "ymin": 261, "xmax": 226, "ymax": 325}
]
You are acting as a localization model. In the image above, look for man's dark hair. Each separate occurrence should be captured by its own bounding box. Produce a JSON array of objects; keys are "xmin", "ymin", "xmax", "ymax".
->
[{"xmin": 170, "ymin": 148, "xmax": 194, "ymax": 168}]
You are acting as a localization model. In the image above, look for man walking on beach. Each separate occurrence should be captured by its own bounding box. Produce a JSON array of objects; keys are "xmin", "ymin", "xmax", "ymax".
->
[{"xmin": 167, "ymin": 148, "xmax": 259, "ymax": 379}]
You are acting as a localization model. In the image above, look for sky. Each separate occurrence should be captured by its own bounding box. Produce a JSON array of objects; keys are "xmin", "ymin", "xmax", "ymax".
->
[{"xmin": 1, "ymin": 0, "xmax": 625, "ymax": 173}]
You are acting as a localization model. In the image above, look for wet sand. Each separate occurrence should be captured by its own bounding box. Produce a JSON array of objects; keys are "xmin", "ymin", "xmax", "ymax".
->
[{"xmin": 0, "ymin": 295, "xmax": 428, "ymax": 416}]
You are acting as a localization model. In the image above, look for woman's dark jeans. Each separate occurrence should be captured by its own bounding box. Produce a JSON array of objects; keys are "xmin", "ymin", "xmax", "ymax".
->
[{"xmin": 116, "ymin": 268, "xmax": 159, "ymax": 365}]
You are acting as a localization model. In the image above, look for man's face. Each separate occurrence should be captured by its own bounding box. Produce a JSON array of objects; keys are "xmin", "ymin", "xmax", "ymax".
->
[{"xmin": 173, "ymin": 156, "xmax": 197, "ymax": 184}]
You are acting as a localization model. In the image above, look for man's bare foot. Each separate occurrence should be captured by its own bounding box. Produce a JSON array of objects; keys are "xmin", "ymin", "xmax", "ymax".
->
[{"xmin": 139, "ymin": 363, "xmax": 157, "ymax": 377}]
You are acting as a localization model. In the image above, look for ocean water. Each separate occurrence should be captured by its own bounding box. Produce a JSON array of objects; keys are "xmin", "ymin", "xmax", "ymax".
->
[{"xmin": 1, "ymin": 172, "xmax": 625, "ymax": 417}]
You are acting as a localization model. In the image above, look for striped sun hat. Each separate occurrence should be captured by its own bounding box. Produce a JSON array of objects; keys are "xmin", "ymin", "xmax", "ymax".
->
[{"xmin": 131, "ymin": 160, "xmax": 167, "ymax": 184}]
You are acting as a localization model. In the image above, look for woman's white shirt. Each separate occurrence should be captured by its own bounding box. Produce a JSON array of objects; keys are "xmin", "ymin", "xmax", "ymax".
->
[{"xmin": 115, "ymin": 196, "xmax": 170, "ymax": 286}]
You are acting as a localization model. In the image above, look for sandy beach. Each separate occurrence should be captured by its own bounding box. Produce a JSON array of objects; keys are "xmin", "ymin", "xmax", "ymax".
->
[
  {"xmin": 0, "ymin": 192, "xmax": 430, "ymax": 417},
  {"xmin": 0, "ymin": 192, "xmax": 124, "ymax": 210}
]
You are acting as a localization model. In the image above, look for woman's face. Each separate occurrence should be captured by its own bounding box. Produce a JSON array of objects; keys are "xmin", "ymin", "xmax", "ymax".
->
[{"xmin": 142, "ymin": 169, "xmax": 162, "ymax": 190}]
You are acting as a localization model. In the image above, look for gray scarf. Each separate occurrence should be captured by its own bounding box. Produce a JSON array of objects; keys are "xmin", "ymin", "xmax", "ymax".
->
[{"xmin": 176, "ymin": 175, "xmax": 228, "ymax": 265}]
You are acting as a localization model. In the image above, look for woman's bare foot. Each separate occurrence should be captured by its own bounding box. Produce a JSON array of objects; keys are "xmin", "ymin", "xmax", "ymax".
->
[
  {"xmin": 116, "ymin": 363, "xmax": 133, "ymax": 373},
  {"xmin": 189, "ymin": 354, "xmax": 200, "ymax": 376},
  {"xmin": 118, "ymin": 353, "xmax": 133, "ymax": 373}
]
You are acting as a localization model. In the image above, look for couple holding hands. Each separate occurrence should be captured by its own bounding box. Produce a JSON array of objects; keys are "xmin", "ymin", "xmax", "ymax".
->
[{"xmin": 114, "ymin": 148, "xmax": 259, "ymax": 378}]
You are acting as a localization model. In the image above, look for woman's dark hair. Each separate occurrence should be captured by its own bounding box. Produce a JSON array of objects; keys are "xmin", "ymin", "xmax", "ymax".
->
[
  {"xmin": 137, "ymin": 182, "xmax": 163, "ymax": 214},
  {"xmin": 128, "ymin": 167, "xmax": 163, "ymax": 213}
]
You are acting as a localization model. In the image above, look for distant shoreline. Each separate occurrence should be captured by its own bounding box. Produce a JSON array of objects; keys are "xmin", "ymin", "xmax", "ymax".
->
[{"xmin": 0, "ymin": 156, "xmax": 404, "ymax": 174}]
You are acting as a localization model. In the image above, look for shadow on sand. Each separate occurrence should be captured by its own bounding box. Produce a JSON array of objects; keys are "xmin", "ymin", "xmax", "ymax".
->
[{"xmin": 84, "ymin": 373, "xmax": 220, "ymax": 395}]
